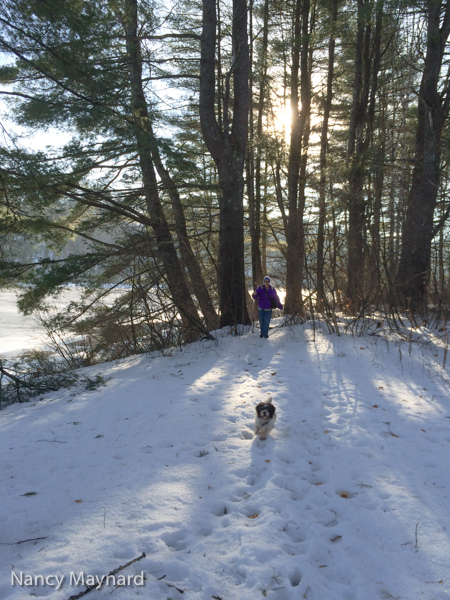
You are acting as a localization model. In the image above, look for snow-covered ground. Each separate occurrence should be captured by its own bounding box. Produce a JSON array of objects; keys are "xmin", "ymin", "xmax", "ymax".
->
[{"xmin": 0, "ymin": 320, "xmax": 449, "ymax": 600}]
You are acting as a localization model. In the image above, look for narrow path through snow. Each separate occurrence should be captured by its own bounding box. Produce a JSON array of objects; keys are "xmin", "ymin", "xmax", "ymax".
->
[{"xmin": 0, "ymin": 322, "xmax": 449, "ymax": 600}]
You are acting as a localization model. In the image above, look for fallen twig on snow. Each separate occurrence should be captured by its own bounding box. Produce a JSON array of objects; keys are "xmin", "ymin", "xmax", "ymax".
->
[
  {"xmin": 166, "ymin": 582, "xmax": 184, "ymax": 593},
  {"xmin": 0, "ymin": 536, "xmax": 47, "ymax": 545},
  {"xmin": 67, "ymin": 552, "xmax": 146, "ymax": 600}
]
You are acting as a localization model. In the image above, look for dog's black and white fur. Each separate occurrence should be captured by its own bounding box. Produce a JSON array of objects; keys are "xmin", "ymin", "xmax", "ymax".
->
[{"xmin": 255, "ymin": 398, "xmax": 276, "ymax": 440}]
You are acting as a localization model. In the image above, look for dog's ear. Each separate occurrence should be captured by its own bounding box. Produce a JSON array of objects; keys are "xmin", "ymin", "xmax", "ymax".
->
[
  {"xmin": 268, "ymin": 404, "xmax": 276, "ymax": 416},
  {"xmin": 255, "ymin": 402, "xmax": 265, "ymax": 412}
]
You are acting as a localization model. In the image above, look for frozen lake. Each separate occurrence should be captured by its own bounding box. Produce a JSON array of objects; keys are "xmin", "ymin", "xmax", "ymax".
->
[
  {"xmin": 0, "ymin": 290, "xmax": 43, "ymax": 357},
  {"xmin": 0, "ymin": 288, "xmax": 86, "ymax": 358},
  {"xmin": 0, "ymin": 286, "xmax": 287, "ymax": 358}
]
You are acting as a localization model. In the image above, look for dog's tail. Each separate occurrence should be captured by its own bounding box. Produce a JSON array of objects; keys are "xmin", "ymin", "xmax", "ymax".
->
[{"xmin": 267, "ymin": 396, "xmax": 273, "ymax": 404}]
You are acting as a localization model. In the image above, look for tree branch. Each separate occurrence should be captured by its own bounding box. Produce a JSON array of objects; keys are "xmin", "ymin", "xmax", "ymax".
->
[
  {"xmin": 67, "ymin": 553, "xmax": 146, "ymax": 600},
  {"xmin": 432, "ymin": 201, "xmax": 450, "ymax": 238},
  {"xmin": 140, "ymin": 33, "xmax": 201, "ymax": 41}
]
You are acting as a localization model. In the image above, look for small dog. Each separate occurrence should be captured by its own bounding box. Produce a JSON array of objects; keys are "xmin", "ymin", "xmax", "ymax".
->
[{"xmin": 255, "ymin": 398, "xmax": 277, "ymax": 440}]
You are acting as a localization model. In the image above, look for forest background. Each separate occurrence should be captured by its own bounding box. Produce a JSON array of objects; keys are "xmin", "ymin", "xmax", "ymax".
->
[{"xmin": 1, "ymin": 0, "xmax": 450, "ymax": 364}]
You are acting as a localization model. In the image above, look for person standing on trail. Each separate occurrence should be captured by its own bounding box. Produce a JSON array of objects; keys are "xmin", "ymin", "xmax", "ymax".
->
[{"xmin": 252, "ymin": 276, "xmax": 283, "ymax": 338}]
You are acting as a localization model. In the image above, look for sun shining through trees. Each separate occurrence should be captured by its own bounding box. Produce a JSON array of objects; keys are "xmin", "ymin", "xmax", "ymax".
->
[
  {"xmin": 271, "ymin": 100, "xmax": 291, "ymax": 140},
  {"xmin": 271, "ymin": 99, "xmax": 323, "ymax": 145},
  {"xmin": 0, "ymin": 0, "xmax": 450, "ymax": 357},
  {"xmin": 1, "ymin": 3, "xmax": 450, "ymax": 599}
]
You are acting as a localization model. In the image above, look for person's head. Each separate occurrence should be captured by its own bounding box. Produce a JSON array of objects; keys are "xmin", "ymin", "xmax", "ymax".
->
[{"xmin": 263, "ymin": 276, "xmax": 270, "ymax": 288}]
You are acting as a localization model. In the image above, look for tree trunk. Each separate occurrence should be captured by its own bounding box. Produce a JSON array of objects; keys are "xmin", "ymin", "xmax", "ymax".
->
[
  {"xmin": 371, "ymin": 145, "xmax": 384, "ymax": 306},
  {"xmin": 246, "ymin": 0, "xmax": 256, "ymax": 288},
  {"xmin": 252, "ymin": 0, "xmax": 270, "ymax": 288},
  {"xmin": 346, "ymin": 0, "xmax": 383, "ymax": 311},
  {"xmin": 148, "ymin": 128, "xmax": 219, "ymax": 331},
  {"xmin": 317, "ymin": 0, "xmax": 338, "ymax": 307},
  {"xmin": 200, "ymin": 0, "xmax": 251, "ymax": 327},
  {"xmin": 396, "ymin": 0, "xmax": 450, "ymax": 314},
  {"xmin": 285, "ymin": 0, "xmax": 311, "ymax": 316},
  {"xmin": 122, "ymin": 0, "xmax": 203, "ymax": 338}
]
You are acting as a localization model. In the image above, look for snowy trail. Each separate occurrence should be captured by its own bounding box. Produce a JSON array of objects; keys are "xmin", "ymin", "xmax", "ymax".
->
[{"xmin": 0, "ymin": 322, "xmax": 449, "ymax": 600}]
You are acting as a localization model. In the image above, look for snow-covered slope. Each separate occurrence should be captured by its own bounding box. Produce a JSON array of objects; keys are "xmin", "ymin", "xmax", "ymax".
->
[{"xmin": 1, "ymin": 321, "xmax": 449, "ymax": 600}]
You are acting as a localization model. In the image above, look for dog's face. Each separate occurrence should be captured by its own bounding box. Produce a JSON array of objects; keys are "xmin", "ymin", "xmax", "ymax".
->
[{"xmin": 255, "ymin": 402, "xmax": 276, "ymax": 421}]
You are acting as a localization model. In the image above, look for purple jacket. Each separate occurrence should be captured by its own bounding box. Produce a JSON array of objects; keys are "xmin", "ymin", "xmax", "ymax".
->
[{"xmin": 252, "ymin": 285, "xmax": 283, "ymax": 310}]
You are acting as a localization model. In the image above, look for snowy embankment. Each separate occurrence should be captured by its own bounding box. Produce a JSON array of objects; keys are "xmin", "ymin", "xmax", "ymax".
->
[{"xmin": 0, "ymin": 321, "xmax": 449, "ymax": 600}]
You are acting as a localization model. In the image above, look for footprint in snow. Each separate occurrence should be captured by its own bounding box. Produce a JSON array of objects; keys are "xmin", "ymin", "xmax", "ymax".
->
[
  {"xmin": 276, "ymin": 452, "xmax": 295, "ymax": 465},
  {"xmin": 313, "ymin": 507, "xmax": 339, "ymax": 527},
  {"xmin": 160, "ymin": 529, "xmax": 189, "ymax": 551},
  {"xmin": 289, "ymin": 569, "xmax": 302, "ymax": 587},
  {"xmin": 233, "ymin": 568, "xmax": 247, "ymax": 584},
  {"xmin": 272, "ymin": 475, "xmax": 298, "ymax": 492},
  {"xmin": 208, "ymin": 401, "xmax": 222, "ymax": 412},
  {"xmin": 220, "ymin": 563, "xmax": 247, "ymax": 585},
  {"xmin": 232, "ymin": 465, "xmax": 263, "ymax": 487},
  {"xmin": 211, "ymin": 503, "xmax": 230, "ymax": 517},
  {"xmin": 232, "ymin": 467, "xmax": 249, "ymax": 478},
  {"xmin": 308, "ymin": 459, "xmax": 323, "ymax": 473},
  {"xmin": 112, "ymin": 545, "xmax": 136, "ymax": 559},
  {"xmin": 309, "ymin": 476, "xmax": 325, "ymax": 486},
  {"xmin": 243, "ymin": 505, "xmax": 261, "ymax": 519},
  {"xmin": 233, "ymin": 485, "xmax": 252, "ymax": 496},
  {"xmin": 283, "ymin": 524, "xmax": 307, "ymax": 544},
  {"xmin": 246, "ymin": 473, "xmax": 262, "ymax": 487},
  {"xmin": 209, "ymin": 433, "xmax": 227, "ymax": 442},
  {"xmin": 281, "ymin": 543, "xmax": 306, "ymax": 556}
]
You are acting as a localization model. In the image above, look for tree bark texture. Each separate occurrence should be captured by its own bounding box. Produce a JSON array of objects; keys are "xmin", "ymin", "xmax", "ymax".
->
[
  {"xmin": 122, "ymin": 0, "xmax": 204, "ymax": 338},
  {"xmin": 346, "ymin": 0, "xmax": 383, "ymax": 311},
  {"xmin": 200, "ymin": 0, "xmax": 251, "ymax": 327},
  {"xmin": 396, "ymin": 0, "xmax": 450, "ymax": 313},
  {"xmin": 251, "ymin": 0, "xmax": 270, "ymax": 289},
  {"xmin": 285, "ymin": 0, "xmax": 311, "ymax": 316},
  {"xmin": 317, "ymin": 0, "xmax": 338, "ymax": 307},
  {"xmin": 148, "ymin": 126, "xmax": 219, "ymax": 331}
]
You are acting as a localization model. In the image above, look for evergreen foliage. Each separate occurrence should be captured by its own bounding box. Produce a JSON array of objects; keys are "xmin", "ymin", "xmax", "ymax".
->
[
  {"xmin": 1, "ymin": 0, "xmax": 450, "ymax": 359},
  {"xmin": 0, "ymin": 351, "xmax": 109, "ymax": 409}
]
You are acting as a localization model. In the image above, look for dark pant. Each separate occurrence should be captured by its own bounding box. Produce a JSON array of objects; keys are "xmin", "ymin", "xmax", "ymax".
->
[{"xmin": 258, "ymin": 309, "xmax": 272, "ymax": 337}]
